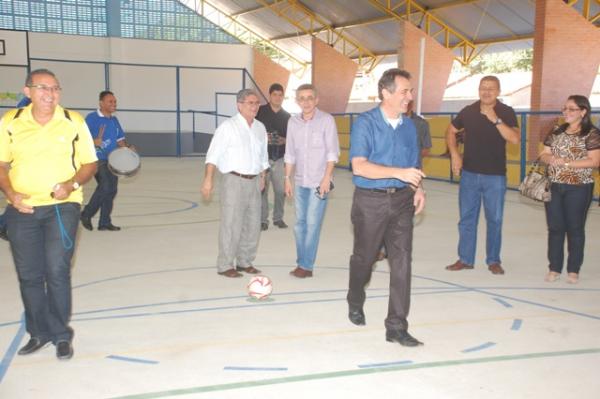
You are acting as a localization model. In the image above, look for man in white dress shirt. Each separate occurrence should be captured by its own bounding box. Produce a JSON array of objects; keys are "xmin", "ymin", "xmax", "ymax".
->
[{"xmin": 201, "ymin": 89, "xmax": 269, "ymax": 278}]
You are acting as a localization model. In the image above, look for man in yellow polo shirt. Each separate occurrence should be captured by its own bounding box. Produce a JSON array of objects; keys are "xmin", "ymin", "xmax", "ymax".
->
[{"xmin": 0, "ymin": 69, "xmax": 97, "ymax": 360}]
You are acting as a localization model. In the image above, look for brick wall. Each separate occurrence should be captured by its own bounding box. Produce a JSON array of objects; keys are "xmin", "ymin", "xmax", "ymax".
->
[
  {"xmin": 252, "ymin": 49, "xmax": 291, "ymax": 100},
  {"xmin": 399, "ymin": 21, "xmax": 455, "ymax": 113},
  {"xmin": 312, "ymin": 38, "xmax": 358, "ymax": 114},
  {"xmin": 530, "ymin": 0, "xmax": 600, "ymax": 157}
]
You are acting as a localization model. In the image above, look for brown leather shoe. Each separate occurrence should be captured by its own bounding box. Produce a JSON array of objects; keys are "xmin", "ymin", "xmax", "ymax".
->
[
  {"xmin": 218, "ymin": 268, "xmax": 243, "ymax": 278},
  {"xmin": 236, "ymin": 265, "xmax": 261, "ymax": 274},
  {"xmin": 289, "ymin": 267, "xmax": 313, "ymax": 278},
  {"xmin": 445, "ymin": 260, "xmax": 474, "ymax": 271},
  {"xmin": 488, "ymin": 263, "xmax": 505, "ymax": 275}
]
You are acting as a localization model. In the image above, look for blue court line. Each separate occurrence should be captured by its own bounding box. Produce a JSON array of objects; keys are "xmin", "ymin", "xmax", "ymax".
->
[
  {"xmin": 416, "ymin": 275, "xmax": 600, "ymax": 322},
  {"xmin": 358, "ymin": 360, "xmax": 413, "ymax": 368},
  {"xmin": 224, "ymin": 366, "xmax": 288, "ymax": 371},
  {"xmin": 107, "ymin": 355, "xmax": 159, "ymax": 365},
  {"xmin": 461, "ymin": 342, "xmax": 496, "ymax": 353},
  {"xmin": 492, "ymin": 297, "xmax": 513, "ymax": 308},
  {"xmin": 0, "ymin": 288, "xmax": 467, "ymax": 329},
  {"xmin": 108, "ymin": 348, "xmax": 600, "ymax": 399},
  {"xmin": 0, "ymin": 314, "xmax": 25, "ymax": 384},
  {"xmin": 511, "ymin": 319, "xmax": 523, "ymax": 331}
]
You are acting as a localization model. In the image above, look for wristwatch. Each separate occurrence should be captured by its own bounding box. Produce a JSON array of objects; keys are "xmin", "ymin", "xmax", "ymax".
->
[
  {"xmin": 72, "ymin": 181, "xmax": 80, "ymax": 190},
  {"xmin": 494, "ymin": 118, "xmax": 502, "ymax": 126}
]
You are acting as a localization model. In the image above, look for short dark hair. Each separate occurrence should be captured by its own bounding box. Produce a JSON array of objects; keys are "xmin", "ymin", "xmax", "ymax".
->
[
  {"xmin": 296, "ymin": 83, "xmax": 317, "ymax": 97},
  {"xmin": 269, "ymin": 83, "xmax": 284, "ymax": 94},
  {"xmin": 25, "ymin": 68, "xmax": 57, "ymax": 86},
  {"xmin": 378, "ymin": 68, "xmax": 411, "ymax": 101},
  {"xmin": 99, "ymin": 90, "xmax": 114, "ymax": 101},
  {"xmin": 480, "ymin": 75, "xmax": 501, "ymax": 90}
]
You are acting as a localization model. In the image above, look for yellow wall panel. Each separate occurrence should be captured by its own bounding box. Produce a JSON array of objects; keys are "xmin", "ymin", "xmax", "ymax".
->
[
  {"xmin": 422, "ymin": 157, "xmax": 451, "ymax": 180},
  {"xmin": 506, "ymin": 164, "xmax": 521, "ymax": 187},
  {"xmin": 335, "ymin": 116, "xmax": 351, "ymax": 133},
  {"xmin": 506, "ymin": 143, "xmax": 521, "ymax": 161},
  {"xmin": 338, "ymin": 149, "xmax": 349, "ymax": 168},
  {"xmin": 338, "ymin": 133, "xmax": 350, "ymax": 148},
  {"xmin": 430, "ymin": 137, "xmax": 447, "ymax": 155}
]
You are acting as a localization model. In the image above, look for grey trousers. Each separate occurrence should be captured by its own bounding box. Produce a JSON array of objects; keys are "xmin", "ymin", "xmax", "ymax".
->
[
  {"xmin": 217, "ymin": 173, "xmax": 262, "ymax": 272},
  {"xmin": 347, "ymin": 187, "xmax": 415, "ymax": 331},
  {"xmin": 261, "ymin": 158, "xmax": 286, "ymax": 224}
]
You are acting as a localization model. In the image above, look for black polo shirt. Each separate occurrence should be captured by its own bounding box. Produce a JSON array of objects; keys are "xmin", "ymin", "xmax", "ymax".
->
[
  {"xmin": 256, "ymin": 103, "xmax": 291, "ymax": 161},
  {"xmin": 451, "ymin": 100, "xmax": 518, "ymax": 175}
]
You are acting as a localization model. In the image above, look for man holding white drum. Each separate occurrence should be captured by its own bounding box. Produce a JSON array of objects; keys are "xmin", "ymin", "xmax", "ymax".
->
[{"xmin": 81, "ymin": 90, "xmax": 135, "ymax": 231}]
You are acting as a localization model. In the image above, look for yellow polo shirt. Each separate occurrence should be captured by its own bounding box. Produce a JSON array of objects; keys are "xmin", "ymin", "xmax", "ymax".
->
[{"xmin": 0, "ymin": 105, "xmax": 97, "ymax": 206}]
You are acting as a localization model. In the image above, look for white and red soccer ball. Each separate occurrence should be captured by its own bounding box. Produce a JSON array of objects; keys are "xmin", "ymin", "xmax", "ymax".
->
[{"xmin": 247, "ymin": 275, "xmax": 273, "ymax": 300}]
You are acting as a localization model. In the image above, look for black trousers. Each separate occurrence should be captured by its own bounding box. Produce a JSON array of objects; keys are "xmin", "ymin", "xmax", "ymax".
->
[
  {"xmin": 347, "ymin": 187, "xmax": 415, "ymax": 331},
  {"xmin": 545, "ymin": 182, "xmax": 594, "ymax": 274}
]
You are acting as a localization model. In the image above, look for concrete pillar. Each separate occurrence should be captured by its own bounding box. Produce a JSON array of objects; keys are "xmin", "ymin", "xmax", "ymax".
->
[
  {"xmin": 398, "ymin": 21, "xmax": 455, "ymax": 113},
  {"xmin": 252, "ymin": 49, "xmax": 291, "ymax": 101},
  {"xmin": 530, "ymin": 0, "xmax": 600, "ymax": 157},
  {"xmin": 311, "ymin": 38, "xmax": 358, "ymax": 113}
]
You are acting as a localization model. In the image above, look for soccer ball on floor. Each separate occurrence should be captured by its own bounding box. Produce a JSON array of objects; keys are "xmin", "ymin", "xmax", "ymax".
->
[{"xmin": 247, "ymin": 275, "xmax": 273, "ymax": 300}]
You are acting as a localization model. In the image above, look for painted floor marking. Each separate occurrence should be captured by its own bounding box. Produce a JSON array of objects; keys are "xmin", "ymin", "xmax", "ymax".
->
[
  {"xmin": 107, "ymin": 347, "xmax": 600, "ymax": 399},
  {"xmin": 107, "ymin": 355, "xmax": 160, "ymax": 365}
]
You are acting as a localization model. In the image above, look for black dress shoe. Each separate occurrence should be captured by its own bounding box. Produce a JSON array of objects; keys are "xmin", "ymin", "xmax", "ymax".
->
[
  {"xmin": 56, "ymin": 340, "xmax": 73, "ymax": 360},
  {"xmin": 18, "ymin": 337, "xmax": 51, "ymax": 355},
  {"xmin": 348, "ymin": 308, "xmax": 366, "ymax": 326},
  {"xmin": 386, "ymin": 329, "xmax": 423, "ymax": 347},
  {"xmin": 80, "ymin": 215, "xmax": 93, "ymax": 231},
  {"xmin": 261, "ymin": 222, "xmax": 268, "ymax": 231},
  {"xmin": 273, "ymin": 220, "xmax": 288, "ymax": 228},
  {"xmin": 98, "ymin": 224, "xmax": 121, "ymax": 231}
]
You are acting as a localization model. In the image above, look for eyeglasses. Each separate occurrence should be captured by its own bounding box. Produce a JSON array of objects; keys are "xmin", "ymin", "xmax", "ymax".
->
[
  {"xmin": 27, "ymin": 84, "xmax": 62, "ymax": 93},
  {"xmin": 242, "ymin": 101, "xmax": 260, "ymax": 106},
  {"xmin": 297, "ymin": 96, "xmax": 316, "ymax": 103},
  {"xmin": 562, "ymin": 107, "xmax": 581, "ymax": 113}
]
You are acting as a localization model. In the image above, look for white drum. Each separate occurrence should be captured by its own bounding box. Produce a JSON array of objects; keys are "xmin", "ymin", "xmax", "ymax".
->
[{"xmin": 107, "ymin": 147, "xmax": 141, "ymax": 177}]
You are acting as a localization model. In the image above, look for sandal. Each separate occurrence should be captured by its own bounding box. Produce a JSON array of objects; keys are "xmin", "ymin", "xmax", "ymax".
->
[
  {"xmin": 544, "ymin": 271, "xmax": 560, "ymax": 282},
  {"xmin": 567, "ymin": 273, "xmax": 579, "ymax": 284},
  {"xmin": 236, "ymin": 265, "xmax": 261, "ymax": 274}
]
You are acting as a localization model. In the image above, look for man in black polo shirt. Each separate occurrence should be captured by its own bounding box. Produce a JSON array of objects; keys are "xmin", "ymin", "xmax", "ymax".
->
[
  {"xmin": 256, "ymin": 83, "xmax": 291, "ymax": 231},
  {"xmin": 445, "ymin": 75, "xmax": 520, "ymax": 275}
]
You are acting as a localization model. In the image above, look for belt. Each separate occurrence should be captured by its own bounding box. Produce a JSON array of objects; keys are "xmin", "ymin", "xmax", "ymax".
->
[
  {"xmin": 230, "ymin": 171, "xmax": 257, "ymax": 179},
  {"xmin": 357, "ymin": 187, "xmax": 406, "ymax": 194}
]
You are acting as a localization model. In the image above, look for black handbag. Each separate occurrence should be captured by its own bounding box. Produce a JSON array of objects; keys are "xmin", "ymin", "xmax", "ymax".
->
[{"xmin": 519, "ymin": 159, "xmax": 551, "ymax": 202}]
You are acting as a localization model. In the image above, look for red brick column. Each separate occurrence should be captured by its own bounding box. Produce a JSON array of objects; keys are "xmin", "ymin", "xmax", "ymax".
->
[
  {"xmin": 311, "ymin": 38, "xmax": 358, "ymax": 113},
  {"xmin": 398, "ymin": 21, "xmax": 455, "ymax": 112},
  {"xmin": 252, "ymin": 49, "xmax": 291, "ymax": 101},
  {"xmin": 530, "ymin": 0, "xmax": 600, "ymax": 158}
]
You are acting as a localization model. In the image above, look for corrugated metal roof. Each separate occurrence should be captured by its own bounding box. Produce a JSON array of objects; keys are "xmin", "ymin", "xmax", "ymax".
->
[{"xmin": 206, "ymin": 0, "xmax": 598, "ymax": 67}]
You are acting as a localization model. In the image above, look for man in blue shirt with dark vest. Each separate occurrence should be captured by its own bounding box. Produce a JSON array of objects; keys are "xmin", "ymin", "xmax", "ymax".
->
[
  {"xmin": 80, "ymin": 90, "xmax": 133, "ymax": 231},
  {"xmin": 346, "ymin": 68, "xmax": 426, "ymax": 347}
]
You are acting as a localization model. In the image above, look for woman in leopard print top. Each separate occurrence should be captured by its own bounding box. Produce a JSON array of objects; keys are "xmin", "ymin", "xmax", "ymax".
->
[{"xmin": 539, "ymin": 95, "xmax": 600, "ymax": 284}]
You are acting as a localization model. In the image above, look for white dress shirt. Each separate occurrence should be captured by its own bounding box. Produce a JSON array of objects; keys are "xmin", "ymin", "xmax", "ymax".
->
[{"xmin": 205, "ymin": 113, "xmax": 269, "ymax": 175}]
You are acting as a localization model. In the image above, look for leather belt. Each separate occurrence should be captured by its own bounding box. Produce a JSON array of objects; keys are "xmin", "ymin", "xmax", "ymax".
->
[
  {"xmin": 230, "ymin": 171, "xmax": 257, "ymax": 179},
  {"xmin": 357, "ymin": 187, "xmax": 406, "ymax": 194}
]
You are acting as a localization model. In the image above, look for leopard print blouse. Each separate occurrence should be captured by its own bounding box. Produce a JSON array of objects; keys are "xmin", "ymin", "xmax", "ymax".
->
[{"xmin": 543, "ymin": 126, "xmax": 600, "ymax": 185}]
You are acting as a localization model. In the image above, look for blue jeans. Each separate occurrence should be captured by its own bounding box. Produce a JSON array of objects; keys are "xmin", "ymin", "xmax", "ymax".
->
[
  {"xmin": 294, "ymin": 186, "xmax": 329, "ymax": 271},
  {"xmin": 82, "ymin": 160, "xmax": 118, "ymax": 227},
  {"xmin": 6, "ymin": 203, "xmax": 80, "ymax": 343},
  {"xmin": 458, "ymin": 170, "xmax": 506, "ymax": 266},
  {"xmin": 545, "ymin": 183, "xmax": 593, "ymax": 274}
]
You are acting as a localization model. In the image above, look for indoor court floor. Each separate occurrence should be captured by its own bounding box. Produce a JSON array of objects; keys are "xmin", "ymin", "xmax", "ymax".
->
[{"xmin": 1, "ymin": 157, "xmax": 599, "ymax": 399}]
